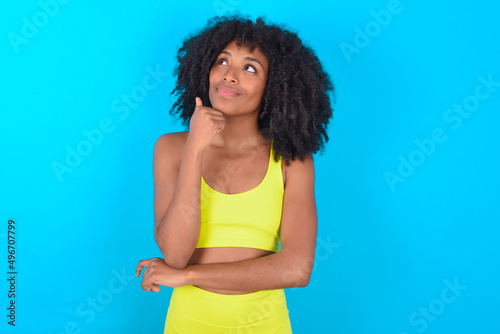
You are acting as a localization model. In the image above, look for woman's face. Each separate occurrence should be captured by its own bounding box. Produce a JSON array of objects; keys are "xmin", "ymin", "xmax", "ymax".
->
[{"xmin": 209, "ymin": 40, "xmax": 269, "ymax": 116}]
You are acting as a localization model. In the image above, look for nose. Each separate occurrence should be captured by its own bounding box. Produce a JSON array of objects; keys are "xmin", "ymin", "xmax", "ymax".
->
[{"xmin": 223, "ymin": 66, "xmax": 238, "ymax": 84}]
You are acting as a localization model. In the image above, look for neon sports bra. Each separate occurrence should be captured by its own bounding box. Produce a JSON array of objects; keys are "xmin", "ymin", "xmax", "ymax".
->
[{"xmin": 196, "ymin": 143, "xmax": 284, "ymax": 252}]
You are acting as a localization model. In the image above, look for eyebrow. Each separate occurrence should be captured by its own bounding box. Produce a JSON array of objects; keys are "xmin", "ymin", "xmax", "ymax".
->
[{"xmin": 220, "ymin": 50, "xmax": 264, "ymax": 69}]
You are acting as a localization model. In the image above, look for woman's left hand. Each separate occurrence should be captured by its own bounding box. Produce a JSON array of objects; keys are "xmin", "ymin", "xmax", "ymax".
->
[{"xmin": 136, "ymin": 257, "xmax": 188, "ymax": 292}]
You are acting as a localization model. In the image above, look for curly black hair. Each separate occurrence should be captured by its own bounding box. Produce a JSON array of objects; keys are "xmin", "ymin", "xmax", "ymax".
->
[{"xmin": 170, "ymin": 13, "xmax": 335, "ymax": 164}]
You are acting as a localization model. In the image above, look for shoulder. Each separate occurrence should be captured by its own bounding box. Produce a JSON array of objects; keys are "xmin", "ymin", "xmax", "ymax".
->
[
  {"xmin": 282, "ymin": 154, "xmax": 315, "ymax": 190},
  {"xmin": 153, "ymin": 131, "xmax": 189, "ymax": 169},
  {"xmin": 155, "ymin": 131, "xmax": 189, "ymax": 148},
  {"xmin": 154, "ymin": 131, "xmax": 189, "ymax": 155}
]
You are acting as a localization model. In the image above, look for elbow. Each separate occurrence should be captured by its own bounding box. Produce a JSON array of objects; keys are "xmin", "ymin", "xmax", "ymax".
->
[
  {"xmin": 157, "ymin": 245, "xmax": 191, "ymax": 270},
  {"xmin": 296, "ymin": 255, "xmax": 315, "ymax": 287},
  {"xmin": 163, "ymin": 256, "xmax": 190, "ymax": 270},
  {"xmin": 298, "ymin": 273, "xmax": 312, "ymax": 287},
  {"xmin": 286, "ymin": 271, "xmax": 311, "ymax": 288},
  {"xmin": 154, "ymin": 234, "xmax": 192, "ymax": 270},
  {"xmin": 295, "ymin": 268, "xmax": 312, "ymax": 288},
  {"xmin": 283, "ymin": 258, "xmax": 314, "ymax": 288}
]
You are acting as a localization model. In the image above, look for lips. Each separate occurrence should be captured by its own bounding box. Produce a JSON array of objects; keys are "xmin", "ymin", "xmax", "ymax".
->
[{"xmin": 216, "ymin": 86, "xmax": 240, "ymax": 97}]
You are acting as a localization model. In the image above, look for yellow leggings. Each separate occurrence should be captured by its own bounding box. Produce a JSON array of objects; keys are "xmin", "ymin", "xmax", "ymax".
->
[{"xmin": 164, "ymin": 285, "xmax": 293, "ymax": 333}]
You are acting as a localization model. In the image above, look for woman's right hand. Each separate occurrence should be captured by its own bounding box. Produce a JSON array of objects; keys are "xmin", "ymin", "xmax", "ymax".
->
[{"xmin": 186, "ymin": 97, "xmax": 225, "ymax": 152}]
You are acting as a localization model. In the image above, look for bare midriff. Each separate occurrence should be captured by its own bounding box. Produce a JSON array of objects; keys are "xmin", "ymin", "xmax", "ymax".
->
[{"xmin": 187, "ymin": 247, "xmax": 275, "ymax": 295}]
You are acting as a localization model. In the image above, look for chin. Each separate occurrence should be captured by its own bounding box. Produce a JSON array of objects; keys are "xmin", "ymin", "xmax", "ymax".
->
[
  {"xmin": 210, "ymin": 98, "xmax": 234, "ymax": 114},
  {"xmin": 215, "ymin": 105, "xmax": 235, "ymax": 115}
]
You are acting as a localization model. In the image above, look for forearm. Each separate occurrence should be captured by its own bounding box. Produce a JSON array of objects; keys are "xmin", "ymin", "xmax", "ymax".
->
[
  {"xmin": 156, "ymin": 141, "xmax": 203, "ymax": 269},
  {"xmin": 185, "ymin": 250, "xmax": 314, "ymax": 291}
]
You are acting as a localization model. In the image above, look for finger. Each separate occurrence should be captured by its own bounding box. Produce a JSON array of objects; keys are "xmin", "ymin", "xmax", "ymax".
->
[
  {"xmin": 136, "ymin": 259, "xmax": 153, "ymax": 277},
  {"xmin": 142, "ymin": 262, "xmax": 159, "ymax": 279},
  {"xmin": 142, "ymin": 277, "xmax": 153, "ymax": 292},
  {"xmin": 151, "ymin": 284, "xmax": 161, "ymax": 293},
  {"xmin": 205, "ymin": 109, "xmax": 224, "ymax": 117},
  {"xmin": 195, "ymin": 97, "xmax": 203, "ymax": 107},
  {"xmin": 142, "ymin": 265, "xmax": 152, "ymax": 279},
  {"xmin": 136, "ymin": 257, "xmax": 162, "ymax": 277},
  {"xmin": 137, "ymin": 258, "xmax": 155, "ymax": 267},
  {"xmin": 136, "ymin": 263, "xmax": 146, "ymax": 277},
  {"xmin": 208, "ymin": 114, "xmax": 226, "ymax": 122}
]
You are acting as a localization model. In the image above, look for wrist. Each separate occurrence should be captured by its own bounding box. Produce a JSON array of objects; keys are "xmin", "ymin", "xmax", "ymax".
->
[{"xmin": 184, "ymin": 135, "xmax": 207, "ymax": 157}]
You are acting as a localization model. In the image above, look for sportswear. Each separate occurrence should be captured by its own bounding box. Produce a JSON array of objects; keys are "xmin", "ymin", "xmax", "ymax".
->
[{"xmin": 196, "ymin": 142, "xmax": 284, "ymax": 252}]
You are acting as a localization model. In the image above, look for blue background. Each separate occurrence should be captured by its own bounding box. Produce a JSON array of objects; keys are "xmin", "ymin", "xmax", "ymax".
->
[{"xmin": 2, "ymin": 0, "xmax": 499, "ymax": 333}]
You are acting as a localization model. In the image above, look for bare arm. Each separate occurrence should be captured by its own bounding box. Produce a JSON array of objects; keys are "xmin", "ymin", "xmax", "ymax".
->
[
  {"xmin": 154, "ymin": 98, "xmax": 225, "ymax": 269},
  {"xmin": 153, "ymin": 134, "xmax": 203, "ymax": 269},
  {"xmin": 137, "ymin": 154, "xmax": 317, "ymax": 291},
  {"xmin": 183, "ymin": 156, "xmax": 318, "ymax": 290}
]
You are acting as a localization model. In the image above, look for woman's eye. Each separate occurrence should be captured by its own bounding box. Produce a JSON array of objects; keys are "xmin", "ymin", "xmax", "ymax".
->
[
  {"xmin": 216, "ymin": 58, "xmax": 255, "ymax": 73},
  {"xmin": 245, "ymin": 65, "xmax": 256, "ymax": 73}
]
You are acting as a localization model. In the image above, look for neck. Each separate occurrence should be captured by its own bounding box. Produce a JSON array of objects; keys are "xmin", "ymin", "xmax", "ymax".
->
[{"xmin": 211, "ymin": 112, "xmax": 269, "ymax": 154}]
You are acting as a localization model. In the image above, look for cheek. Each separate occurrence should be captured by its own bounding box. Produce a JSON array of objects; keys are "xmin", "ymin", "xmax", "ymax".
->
[
  {"xmin": 209, "ymin": 69, "xmax": 215, "ymax": 86},
  {"xmin": 250, "ymin": 80, "xmax": 267, "ymax": 100},
  {"xmin": 209, "ymin": 66, "xmax": 223, "ymax": 83},
  {"xmin": 209, "ymin": 67, "xmax": 221, "ymax": 85}
]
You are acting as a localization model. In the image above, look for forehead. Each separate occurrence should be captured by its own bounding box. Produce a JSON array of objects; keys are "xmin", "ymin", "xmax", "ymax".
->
[{"xmin": 221, "ymin": 40, "xmax": 268, "ymax": 65}]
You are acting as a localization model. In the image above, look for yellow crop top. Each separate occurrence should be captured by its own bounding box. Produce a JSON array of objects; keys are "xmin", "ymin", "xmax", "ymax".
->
[{"xmin": 196, "ymin": 143, "xmax": 284, "ymax": 252}]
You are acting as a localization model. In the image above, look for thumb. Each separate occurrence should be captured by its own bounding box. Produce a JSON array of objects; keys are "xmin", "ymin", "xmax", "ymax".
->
[{"xmin": 195, "ymin": 97, "xmax": 203, "ymax": 107}]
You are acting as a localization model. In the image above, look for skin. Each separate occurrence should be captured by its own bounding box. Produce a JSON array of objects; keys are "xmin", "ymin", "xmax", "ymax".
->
[{"xmin": 136, "ymin": 40, "xmax": 318, "ymax": 295}]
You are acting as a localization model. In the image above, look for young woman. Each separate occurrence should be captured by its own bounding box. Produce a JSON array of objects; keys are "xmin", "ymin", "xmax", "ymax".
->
[{"xmin": 136, "ymin": 14, "xmax": 335, "ymax": 333}]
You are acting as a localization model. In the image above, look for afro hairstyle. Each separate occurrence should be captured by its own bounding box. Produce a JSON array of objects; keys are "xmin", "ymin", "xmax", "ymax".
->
[{"xmin": 170, "ymin": 14, "xmax": 335, "ymax": 164}]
